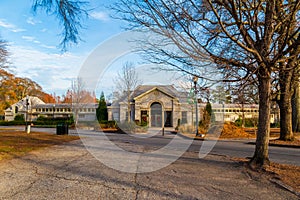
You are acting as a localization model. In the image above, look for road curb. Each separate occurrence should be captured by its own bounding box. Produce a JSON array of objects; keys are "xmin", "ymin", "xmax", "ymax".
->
[
  {"xmin": 247, "ymin": 142, "xmax": 300, "ymax": 149},
  {"xmin": 170, "ymin": 131, "xmax": 205, "ymax": 140}
]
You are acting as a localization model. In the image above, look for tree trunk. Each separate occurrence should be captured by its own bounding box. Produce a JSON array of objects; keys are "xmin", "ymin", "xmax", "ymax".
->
[
  {"xmin": 127, "ymin": 92, "xmax": 131, "ymax": 122},
  {"xmin": 250, "ymin": 72, "xmax": 271, "ymax": 168},
  {"xmin": 292, "ymin": 83, "xmax": 300, "ymax": 133},
  {"xmin": 279, "ymin": 70, "xmax": 294, "ymax": 141},
  {"xmin": 279, "ymin": 94, "xmax": 294, "ymax": 140}
]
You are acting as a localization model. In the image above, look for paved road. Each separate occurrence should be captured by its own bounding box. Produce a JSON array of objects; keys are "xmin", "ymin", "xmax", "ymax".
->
[
  {"xmin": 2, "ymin": 126, "xmax": 299, "ymax": 166},
  {"xmin": 100, "ymin": 131, "xmax": 300, "ymax": 166},
  {"xmin": 0, "ymin": 131, "xmax": 299, "ymax": 199},
  {"xmin": 3, "ymin": 126, "xmax": 299, "ymax": 166}
]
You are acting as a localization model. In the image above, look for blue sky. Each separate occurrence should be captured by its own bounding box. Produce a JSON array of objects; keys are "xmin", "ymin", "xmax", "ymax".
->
[
  {"xmin": 0, "ymin": 0, "xmax": 123, "ymax": 96},
  {"xmin": 0, "ymin": 0, "xmax": 189, "ymax": 99}
]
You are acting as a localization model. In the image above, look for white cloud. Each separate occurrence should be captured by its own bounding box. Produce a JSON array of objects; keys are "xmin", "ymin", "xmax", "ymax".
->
[
  {"xmin": 0, "ymin": 18, "xmax": 26, "ymax": 32},
  {"xmin": 90, "ymin": 11, "xmax": 110, "ymax": 22},
  {"xmin": 0, "ymin": 19, "xmax": 14, "ymax": 29},
  {"xmin": 22, "ymin": 35, "xmax": 41, "ymax": 44},
  {"xmin": 26, "ymin": 17, "xmax": 41, "ymax": 25},
  {"xmin": 22, "ymin": 36, "xmax": 35, "ymax": 41},
  {"xmin": 40, "ymin": 44, "xmax": 56, "ymax": 49},
  {"xmin": 11, "ymin": 28, "xmax": 26, "ymax": 33},
  {"xmin": 8, "ymin": 45, "xmax": 87, "ymax": 94}
]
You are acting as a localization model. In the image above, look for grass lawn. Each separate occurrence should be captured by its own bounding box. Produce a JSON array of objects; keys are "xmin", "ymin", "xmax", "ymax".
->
[{"xmin": 0, "ymin": 130, "xmax": 79, "ymax": 161}]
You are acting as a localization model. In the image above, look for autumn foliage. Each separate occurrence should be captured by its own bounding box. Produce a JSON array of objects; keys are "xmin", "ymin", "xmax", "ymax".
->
[{"xmin": 0, "ymin": 69, "xmax": 55, "ymax": 115}]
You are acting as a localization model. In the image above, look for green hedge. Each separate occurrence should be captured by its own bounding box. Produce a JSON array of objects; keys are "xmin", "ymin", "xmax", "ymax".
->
[
  {"xmin": 35, "ymin": 115, "xmax": 74, "ymax": 125},
  {"xmin": 235, "ymin": 118, "xmax": 258, "ymax": 127},
  {"xmin": 0, "ymin": 120, "xmax": 26, "ymax": 126}
]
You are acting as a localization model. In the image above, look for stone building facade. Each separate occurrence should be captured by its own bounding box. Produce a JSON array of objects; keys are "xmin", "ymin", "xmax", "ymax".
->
[
  {"xmin": 108, "ymin": 85, "xmax": 197, "ymax": 128},
  {"xmin": 108, "ymin": 85, "xmax": 264, "ymax": 128}
]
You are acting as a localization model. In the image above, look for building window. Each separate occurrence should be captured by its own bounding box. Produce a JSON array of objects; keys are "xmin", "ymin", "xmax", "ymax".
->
[
  {"xmin": 79, "ymin": 114, "xmax": 85, "ymax": 118},
  {"xmin": 113, "ymin": 113, "xmax": 119, "ymax": 121},
  {"xmin": 125, "ymin": 111, "xmax": 129, "ymax": 121},
  {"xmin": 182, "ymin": 111, "xmax": 187, "ymax": 124}
]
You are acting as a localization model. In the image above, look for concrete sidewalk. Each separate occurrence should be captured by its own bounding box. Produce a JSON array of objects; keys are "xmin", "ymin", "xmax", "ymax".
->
[{"xmin": 0, "ymin": 139, "xmax": 298, "ymax": 200}]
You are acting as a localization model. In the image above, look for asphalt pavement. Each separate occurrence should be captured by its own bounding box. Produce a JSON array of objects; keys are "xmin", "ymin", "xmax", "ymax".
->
[{"xmin": 0, "ymin": 128, "xmax": 299, "ymax": 199}]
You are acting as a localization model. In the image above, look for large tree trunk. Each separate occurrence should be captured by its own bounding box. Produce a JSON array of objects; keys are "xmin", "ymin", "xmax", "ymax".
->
[
  {"xmin": 292, "ymin": 83, "xmax": 300, "ymax": 133},
  {"xmin": 279, "ymin": 70, "xmax": 294, "ymax": 141},
  {"xmin": 250, "ymin": 72, "xmax": 271, "ymax": 168},
  {"xmin": 279, "ymin": 95, "xmax": 294, "ymax": 140}
]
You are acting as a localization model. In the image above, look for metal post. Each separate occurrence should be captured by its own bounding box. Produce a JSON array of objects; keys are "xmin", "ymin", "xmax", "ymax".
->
[
  {"xmin": 25, "ymin": 96, "xmax": 28, "ymax": 132},
  {"xmin": 193, "ymin": 76, "xmax": 199, "ymax": 136},
  {"xmin": 195, "ymin": 93, "xmax": 199, "ymax": 136},
  {"xmin": 222, "ymin": 103, "xmax": 225, "ymax": 122},
  {"xmin": 25, "ymin": 95, "xmax": 30, "ymax": 134},
  {"xmin": 53, "ymin": 104, "xmax": 55, "ymax": 120}
]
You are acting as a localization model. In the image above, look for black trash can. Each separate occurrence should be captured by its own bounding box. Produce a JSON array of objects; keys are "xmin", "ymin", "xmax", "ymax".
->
[{"xmin": 56, "ymin": 123, "xmax": 69, "ymax": 135}]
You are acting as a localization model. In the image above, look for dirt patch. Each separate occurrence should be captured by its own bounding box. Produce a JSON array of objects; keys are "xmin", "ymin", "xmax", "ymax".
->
[{"xmin": 0, "ymin": 130, "xmax": 79, "ymax": 161}]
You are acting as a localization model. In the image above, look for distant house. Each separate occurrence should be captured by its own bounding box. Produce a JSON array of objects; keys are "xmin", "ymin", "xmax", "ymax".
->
[
  {"xmin": 108, "ymin": 85, "xmax": 265, "ymax": 128},
  {"xmin": 4, "ymin": 96, "xmax": 97, "ymax": 122},
  {"xmin": 211, "ymin": 103, "xmax": 259, "ymax": 122},
  {"xmin": 4, "ymin": 96, "xmax": 45, "ymax": 121},
  {"xmin": 33, "ymin": 103, "xmax": 97, "ymax": 122}
]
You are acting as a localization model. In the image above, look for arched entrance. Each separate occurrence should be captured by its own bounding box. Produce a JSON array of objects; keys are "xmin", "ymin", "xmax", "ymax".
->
[{"xmin": 151, "ymin": 102, "xmax": 162, "ymax": 127}]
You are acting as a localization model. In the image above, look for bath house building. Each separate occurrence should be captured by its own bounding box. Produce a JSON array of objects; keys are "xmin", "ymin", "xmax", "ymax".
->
[{"xmin": 107, "ymin": 85, "xmax": 261, "ymax": 128}]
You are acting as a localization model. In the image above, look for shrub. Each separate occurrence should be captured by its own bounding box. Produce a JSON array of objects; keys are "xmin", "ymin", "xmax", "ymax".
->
[
  {"xmin": 14, "ymin": 114, "xmax": 25, "ymax": 122},
  {"xmin": 35, "ymin": 115, "xmax": 74, "ymax": 126},
  {"xmin": 235, "ymin": 117, "xmax": 258, "ymax": 127},
  {"xmin": 117, "ymin": 121, "xmax": 148, "ymax": 133},
  {"xmin": 0, "ymin": 120, "xmax": 26, "ymax": 126}
]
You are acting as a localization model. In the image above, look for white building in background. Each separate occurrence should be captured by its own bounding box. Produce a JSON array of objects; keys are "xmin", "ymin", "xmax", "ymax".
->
[
  {"xmin": 4, "ymin": 96, "xmax": 97, "ymax": 122},
  {"xmin": 4, "ymin": 96, "xmax": 45, "ymax": 121},
  {"xmin": 107, "ymin": 85, "xmax": 265, "ymax": 128},
  {"xmin": 211, "ymin": 103, "xmax": 259, "ymax": 122}
]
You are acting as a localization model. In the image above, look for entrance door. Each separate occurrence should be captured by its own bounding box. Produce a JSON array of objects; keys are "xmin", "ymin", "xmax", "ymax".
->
[
  {"xmin": 151, "ymin": 102, "xmax": 162, "ymax": 127},
  {"xmin": 164, "ymin": 111, "xmax": 172, "ymax": 127}
]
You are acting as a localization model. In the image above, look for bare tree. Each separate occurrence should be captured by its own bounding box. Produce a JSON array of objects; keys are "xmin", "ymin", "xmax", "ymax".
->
[
  {"xmin": 32, "ymin": 0, "xmax": 89, "ymax": 51},
  {"xmin": 70, "ymin": 77, "xmax": 94, "ymax": 125},
  {"xmin": 115, "ymin": 62, "xmax": 141, "ymax": 122},
  {"xmin": 113, "ymin": 0, "xmax": 300, "ymax": 167},
  {"xmin": 0, "ymin": 40, "xmax": 9, "ymax": 69}
]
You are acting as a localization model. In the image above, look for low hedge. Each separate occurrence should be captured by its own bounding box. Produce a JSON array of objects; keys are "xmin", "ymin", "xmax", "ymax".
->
[{"xmin": 0, "ymin": 120, "xmax": 26, "ymax": 126}]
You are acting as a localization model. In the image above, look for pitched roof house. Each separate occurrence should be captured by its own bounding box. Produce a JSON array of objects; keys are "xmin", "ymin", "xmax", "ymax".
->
[{"xmin": 108, "ymin": 85, "xmax": 193, "ymax": 127}]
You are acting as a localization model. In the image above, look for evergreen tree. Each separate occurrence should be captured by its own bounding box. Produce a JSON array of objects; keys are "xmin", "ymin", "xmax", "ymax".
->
[
  {"xmin": 96, "ymin": 92, "xmax": 108, "ymax": 122},
  {"xmin": 199, "ymin": 101, "xmax": 214, "ymax": 130}
]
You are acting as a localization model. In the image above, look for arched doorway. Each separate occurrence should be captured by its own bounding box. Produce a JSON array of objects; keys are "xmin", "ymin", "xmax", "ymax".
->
[{"xmin": 151, "ymin": 102, "xmax": 162, "ymax": 127}]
